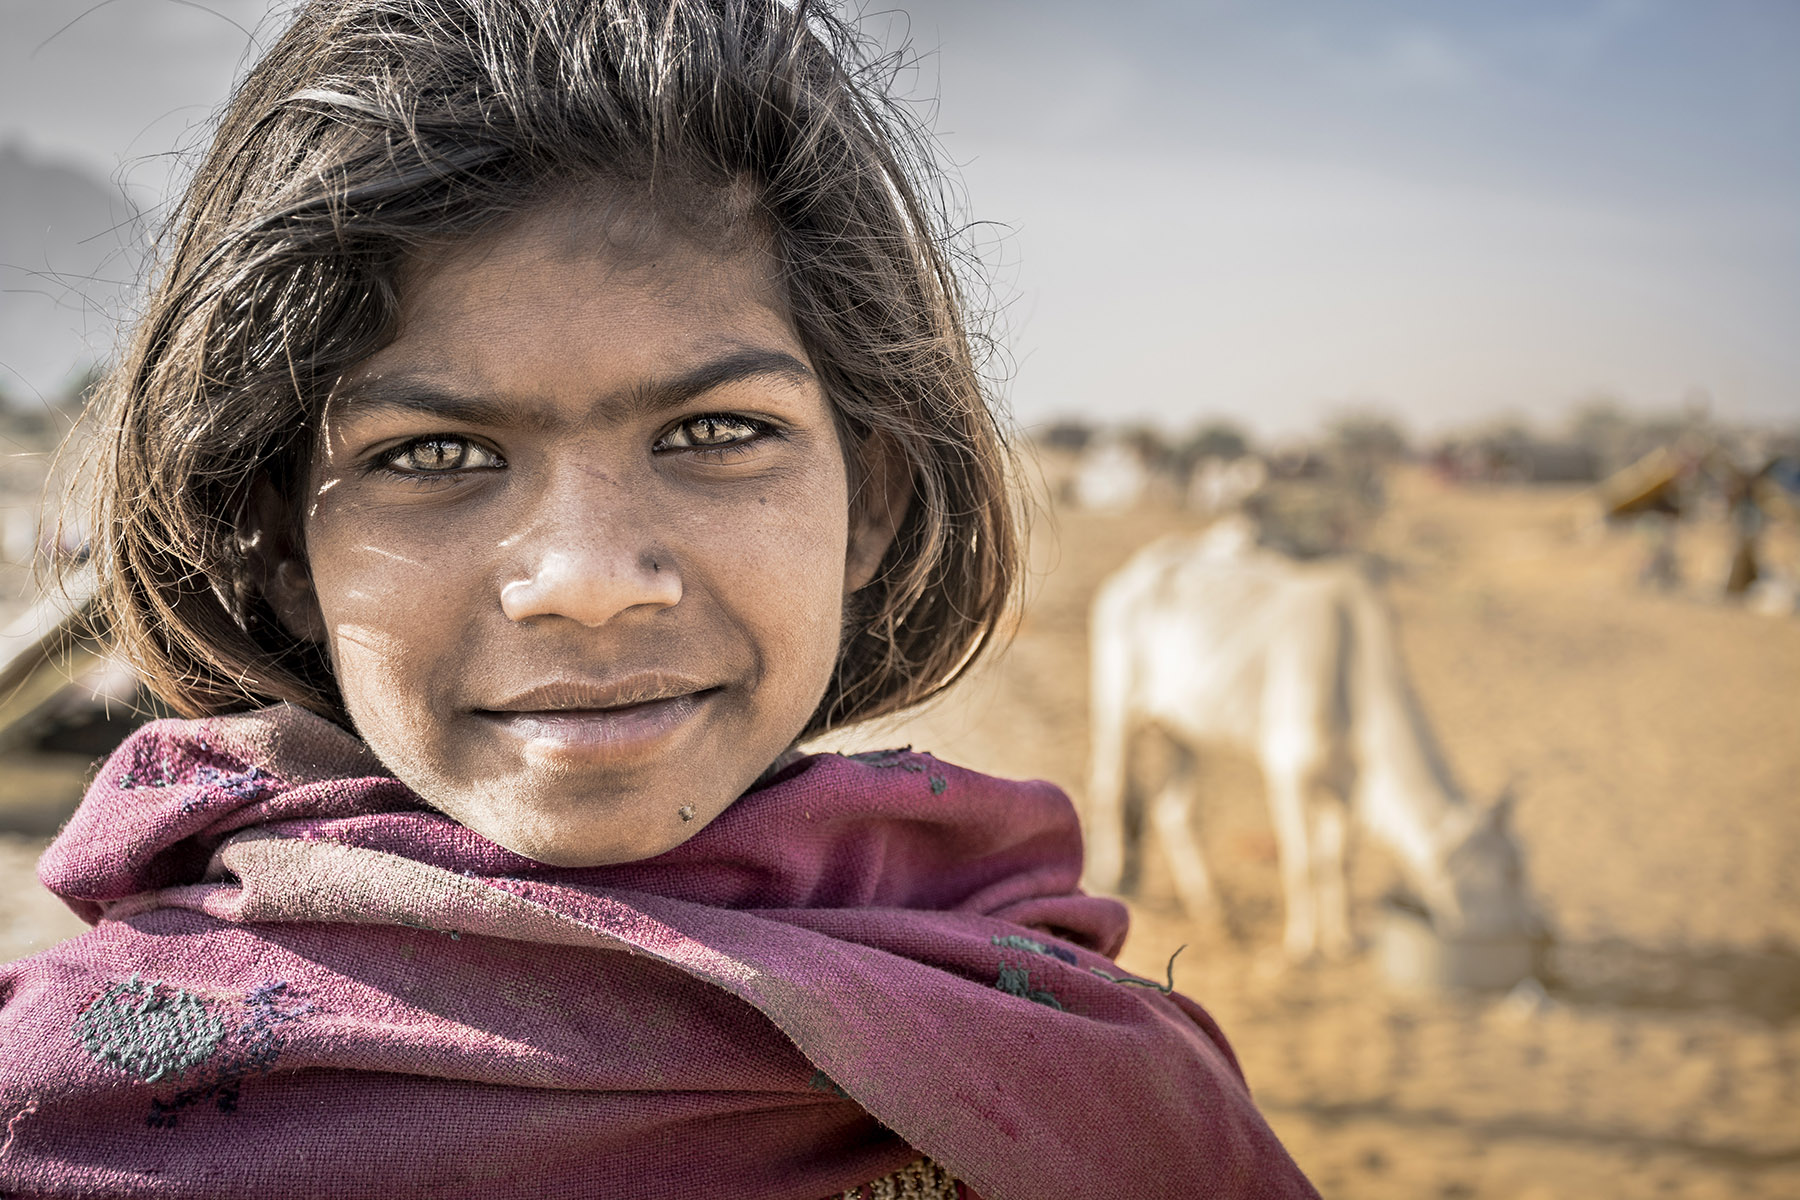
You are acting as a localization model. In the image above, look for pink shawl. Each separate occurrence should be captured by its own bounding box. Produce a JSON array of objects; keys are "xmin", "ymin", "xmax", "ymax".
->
[{"xmin": 0, "ymin": 706, "xmax": 1315, "ymax": 1199}]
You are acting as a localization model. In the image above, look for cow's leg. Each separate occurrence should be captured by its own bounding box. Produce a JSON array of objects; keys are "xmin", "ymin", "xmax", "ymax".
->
[
  {"xmin": 1150, "ymin": 744, "xmax": 1216, "ymax": 920},
  {"xmin": 1264, "ymin": 759, "xmax": 1318, "ymax": 960},
  {"xmin": 1261, "ymin": 588, "xmax": 1343, "ymax": 961},
  {"xmin": 1309, "ymin": 793, "xmax": 1355, "ymax": 958}
]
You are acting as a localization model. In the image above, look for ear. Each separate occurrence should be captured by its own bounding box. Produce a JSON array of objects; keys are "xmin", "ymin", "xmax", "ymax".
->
[
  {"xmin": 240, "ymin": 476, "xmax": 328, "ymax": 643},
  {"xmin": 844, "ymin": 432, "xmax": 913, "ymax": 593}
]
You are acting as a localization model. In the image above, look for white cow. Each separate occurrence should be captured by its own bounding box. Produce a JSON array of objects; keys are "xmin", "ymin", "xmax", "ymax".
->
[{"xmin": 1086, "ymin": 518, "xmax": 1535, "ymax": 959}]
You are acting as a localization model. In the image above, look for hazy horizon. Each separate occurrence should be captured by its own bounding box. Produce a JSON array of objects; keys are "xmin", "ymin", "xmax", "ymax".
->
[{"xmin": 2, "ymin": 0, "xmax": 1796, "ymax": 437}]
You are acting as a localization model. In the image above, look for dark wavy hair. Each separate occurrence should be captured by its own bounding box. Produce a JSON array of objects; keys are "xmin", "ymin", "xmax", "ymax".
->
[{"xmin": 79, "ymin": 0, "xmax": 1018, "ymax": 740}]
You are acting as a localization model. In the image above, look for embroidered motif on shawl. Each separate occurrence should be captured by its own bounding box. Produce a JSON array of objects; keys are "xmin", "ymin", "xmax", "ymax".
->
[{"xmin": 838, "ymin": 1157, "xmax": 964, "ymax": 1199}]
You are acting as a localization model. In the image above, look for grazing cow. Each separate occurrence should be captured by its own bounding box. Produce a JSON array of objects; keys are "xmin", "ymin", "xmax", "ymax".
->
[{"xmin": 1086, "ymin": 518, "xmax": 1536, "ymax": 960}]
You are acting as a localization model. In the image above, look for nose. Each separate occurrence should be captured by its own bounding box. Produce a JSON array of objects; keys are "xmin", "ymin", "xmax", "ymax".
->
[{"xmin": 499, "ymin": 494, "xmax": 683, "ymax": 627}]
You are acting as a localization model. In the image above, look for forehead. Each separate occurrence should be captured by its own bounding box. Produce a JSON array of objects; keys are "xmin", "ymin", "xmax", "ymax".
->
[
  {"xmin": 332, "ymin": 197, "xmax": 811, "ymax": 426},
  {"xmin": 400, "ymin": 196, "xmax": 790, "ymax": 344}
]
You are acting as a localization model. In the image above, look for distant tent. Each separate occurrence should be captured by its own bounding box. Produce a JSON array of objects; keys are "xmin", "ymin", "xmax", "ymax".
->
[{"xmin": 1591, "ymin": 446, "xmax": 1685, "ymax": 519}]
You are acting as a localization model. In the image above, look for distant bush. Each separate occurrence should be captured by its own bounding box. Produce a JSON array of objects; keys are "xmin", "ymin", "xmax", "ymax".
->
[
  {"xmin": 1325, "ymin": 411, "xmax": 1410, "ymax": 463},
  {"xmin": 1182, "ymin": 420, "xmax": 1251, "ymax": 463},
  {"xmin": 1035, "ymin": 420, "xmax": 1095, "ymax": 453}
]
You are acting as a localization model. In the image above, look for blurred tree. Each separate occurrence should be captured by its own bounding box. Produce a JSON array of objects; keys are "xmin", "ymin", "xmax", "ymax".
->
[
  {"xmin": 1182, "ymin": 419, "xmax": 1251, "ymax": 462},
  {"xmin": 0, "ymin": 397, "xmax": 54, "ymax": 449},
  {"xmin": 1568, "ymin": 395, "xmax": 1630, "ymax": 463},
  {"xmin": 1035, "ymin": 419, "xmax": 1094, "ymax": 453},
  {"xmin": 1325, "ymin": 410, "xmax": 1410, "ymax": 463},
  {"xmin": 1120, "ymin": 423, "xmax": 1175, "ymax": 471}
]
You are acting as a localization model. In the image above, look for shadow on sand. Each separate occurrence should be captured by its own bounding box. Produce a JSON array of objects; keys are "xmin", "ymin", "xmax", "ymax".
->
[{"xmin": 1542, "ymin": 937, "xmax": 1800, "ymax": 1024}]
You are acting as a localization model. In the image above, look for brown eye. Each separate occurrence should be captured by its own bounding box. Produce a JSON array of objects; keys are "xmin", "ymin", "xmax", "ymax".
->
[
  {"xmin": 382, "ymin": 437, "xmax": 502, "ymax": 473},
  {"xmin": 659, "ymin": 414, "xmax": 766, "ymax": 451}
]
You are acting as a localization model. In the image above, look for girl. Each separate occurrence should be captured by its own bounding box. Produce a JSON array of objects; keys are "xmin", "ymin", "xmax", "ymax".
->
[{"xmin": 0, "ymin": 1, "xmax": 1318, "ymax": 1196}]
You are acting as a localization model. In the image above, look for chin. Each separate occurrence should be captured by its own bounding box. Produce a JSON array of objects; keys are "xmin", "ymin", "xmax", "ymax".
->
[
  {"xmin": 486, "ymin": 823, "xmax": 684, "ymax": 868},
  {"xmin": 475, "ymin": 791, "xmax": 713, "ymax": 866},
  {"xmin": 394, "ymin": 722, "xmax": 789, "ymax": 866}
]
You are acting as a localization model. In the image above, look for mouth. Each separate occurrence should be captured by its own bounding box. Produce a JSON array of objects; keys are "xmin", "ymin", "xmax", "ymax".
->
[{"xmin": 472, "ymin": 676, "xmax": 720, "ymax": 760}]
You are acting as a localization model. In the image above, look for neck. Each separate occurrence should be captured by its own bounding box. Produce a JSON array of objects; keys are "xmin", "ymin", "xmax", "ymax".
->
[{"xmin": 1346, "ymin": 585, "xmax": 1467, "ymax": 889}]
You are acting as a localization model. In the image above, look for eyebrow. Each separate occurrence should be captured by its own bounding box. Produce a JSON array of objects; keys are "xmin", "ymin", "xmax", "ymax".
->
[{"xmin": 329, "ymin": 347, "xmax": 817, "ymax": 431}]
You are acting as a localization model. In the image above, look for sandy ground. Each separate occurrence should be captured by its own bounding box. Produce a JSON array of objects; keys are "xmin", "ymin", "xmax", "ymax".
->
[{"xmin": 3, "ymin": 465, "xmax": 1797, "ymax": 1196}]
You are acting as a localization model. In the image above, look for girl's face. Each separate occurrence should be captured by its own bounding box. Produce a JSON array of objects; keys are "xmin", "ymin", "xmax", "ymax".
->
[{"xmin": 279, "ymin": 203, "xmax": 901, "ymax": 866}]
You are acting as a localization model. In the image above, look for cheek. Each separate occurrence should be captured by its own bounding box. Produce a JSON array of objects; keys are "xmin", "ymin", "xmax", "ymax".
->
[
  {"xmin": 695, "ymin": 475, "xmax": 851, "ymax": 702},
  {"xmin": 304, "ymin": 501, "xmax": 484, "ymax": 723}
]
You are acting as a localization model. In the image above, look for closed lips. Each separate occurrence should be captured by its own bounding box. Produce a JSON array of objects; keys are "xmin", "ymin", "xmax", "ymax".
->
[{"xmin": 476, "ymin": 676, "xmax": 719, "ymax": 714}]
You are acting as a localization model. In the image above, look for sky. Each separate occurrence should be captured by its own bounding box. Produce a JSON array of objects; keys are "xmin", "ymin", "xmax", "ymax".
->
[{"xmin": 2, "ymin": 0, "xmax": 1796, "ymax": 438}]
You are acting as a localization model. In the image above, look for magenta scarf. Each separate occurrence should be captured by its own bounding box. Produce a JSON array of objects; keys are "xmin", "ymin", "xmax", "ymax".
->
[{"xmin": 0, "ymin": 706, "xmax": 1315, "ymax": 1199}]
